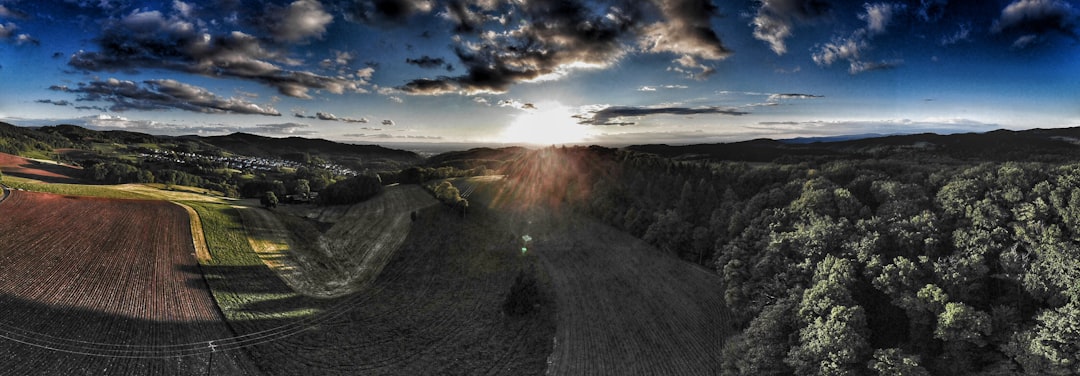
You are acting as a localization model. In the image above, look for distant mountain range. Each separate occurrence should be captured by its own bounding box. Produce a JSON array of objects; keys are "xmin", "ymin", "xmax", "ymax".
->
[
  {"xmin": 7, "ymin": 122, "xmax": 1080, "ymax": 167},
  {"xmin": 626, "ymin": 127, "xmax": 1080, "ymax": 163},
  {"xmin": 0, "ymin": 122, "xmax": 421, "ymax": 169}
]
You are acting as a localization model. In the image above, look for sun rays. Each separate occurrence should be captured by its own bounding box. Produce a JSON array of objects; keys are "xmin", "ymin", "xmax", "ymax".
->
[{"xmin": 498, "ymin": 102, "xmax": 592, "ymax": 145}]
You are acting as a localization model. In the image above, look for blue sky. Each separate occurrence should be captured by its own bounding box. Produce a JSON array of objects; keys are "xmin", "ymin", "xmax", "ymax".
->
[{"xmin": 0, "ymin": 0, "xmax": 1078, "ymax": 145}]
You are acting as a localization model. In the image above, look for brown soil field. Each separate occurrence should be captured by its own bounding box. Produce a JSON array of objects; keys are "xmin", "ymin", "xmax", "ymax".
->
[
  {"xmin": 0, "ymin": 190, "xmax": 259, "ymax": 375},
  {"xmin": 0, "ymin": 152, "xmax": 84, "ymax": 183}
]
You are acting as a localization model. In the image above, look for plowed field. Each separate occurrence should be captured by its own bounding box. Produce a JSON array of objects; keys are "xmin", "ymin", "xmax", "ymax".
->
[
  {"xmin": 0, "ymin": 152, "xmax": 83, "ymax": 183},
  {"xmin": 0, "ymin": 190, "xmax": 258, "ymax": 375}
]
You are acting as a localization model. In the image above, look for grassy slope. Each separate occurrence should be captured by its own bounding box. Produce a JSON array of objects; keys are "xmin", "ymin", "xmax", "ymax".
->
[
  {"xmin": 253, "ymin": 185, "xmax": 440, "ymax": 297},
  {"xmin": 459, "ymin": 176, "xmax": 738, "ymax": 375},
  {"xmin": 186, "ymin": 196, "xmax": 555, "ymax": 375},
  {"xmin": 2, "ymin": 176, "xmax": 155, "ymax": 199}
]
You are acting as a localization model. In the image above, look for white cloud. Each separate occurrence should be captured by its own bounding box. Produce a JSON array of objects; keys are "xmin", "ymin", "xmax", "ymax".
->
[{"xmin": 861, "ymin": 3, "xmax": 906, "ymax": 35}]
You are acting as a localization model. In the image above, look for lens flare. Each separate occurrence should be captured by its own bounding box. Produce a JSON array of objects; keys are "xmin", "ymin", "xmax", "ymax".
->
[{"xmin": 499, "ymin": 101, "xmax": 590, "ymax": 145}]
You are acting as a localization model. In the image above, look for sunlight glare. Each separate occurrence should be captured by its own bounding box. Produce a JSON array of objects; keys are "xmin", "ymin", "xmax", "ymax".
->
[{"xmin": 499, "ymin": 101, "xmax": 590, "ymax": 145}]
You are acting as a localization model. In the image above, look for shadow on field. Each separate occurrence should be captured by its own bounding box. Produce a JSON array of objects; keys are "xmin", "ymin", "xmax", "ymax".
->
[
  {"xmin": 196, "ymin": 203, "xmax": 558, "ymax": 376},
  {"xmin": 2, "ymin": 165, "xmax": 85, "ymax": 184},
  {"xmin": 179, "ymin": 264, "xmax": 295, "ymax": 295},
  {"xmin": 0, "ymin": 293, "xmax": 260, "ymax": 375}
]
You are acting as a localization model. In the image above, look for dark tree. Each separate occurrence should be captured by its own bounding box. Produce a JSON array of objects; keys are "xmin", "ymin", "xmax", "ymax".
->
[
  {"xmin": 261, "ymin": 191, "xmax": 278, "ymax": 208},
  {"xmin": 503, "ymin": 269, "xmax": 542, "ymax": 316}
]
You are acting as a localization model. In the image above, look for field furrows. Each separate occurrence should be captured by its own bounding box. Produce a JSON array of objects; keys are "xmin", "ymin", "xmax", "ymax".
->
[
  {"xmin": 0, "ymin": 190, "xmax": 259, "ymax": 374},
  {"xmin": 208, "ymin": 205, "xmax": 554, "ymax": 375},
  {"xmin": 526, "ymin": 213, "xmax": 732, "ymax": 376}
]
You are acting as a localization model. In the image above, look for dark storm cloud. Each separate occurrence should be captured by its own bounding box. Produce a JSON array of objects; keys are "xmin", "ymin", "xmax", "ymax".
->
[
  {"xmin": 67, "ymin": 9, "xmax": 369, "ymax": 99},
  {"xmin": 576, "ymin": 105, "xmax": 749, "ymax": 126},
  {"xmin": 443, "ymin": 0, "xmax": 488, "ymax": 33},
  {"xmin": 752, "ymin": 0, "xmax": 833, "ymax": 55},
  {"xmin": 643, "ymin": 0, "xmax": 732, "ymax": 76},
  {"xmin": 342, "ymin": 0, "xmax": 434, "ymax": 25},
  {"xmin": 992, "ymin": 0, "xmax": 1079, "ymax": 47},
  {"xmin": 59, "ymin": 78, "xmax": 282, "ymax": 116},
  {"xmin": 405, "ymin": 55, "xmax": 447, "ymax": 69},
  {"xmin": 400, "ymin": 0, "xmax": 731, "ymax": 95},
  {"xmin": 35, "ymin": 99, "xmax": 72, "ymax": 106}
]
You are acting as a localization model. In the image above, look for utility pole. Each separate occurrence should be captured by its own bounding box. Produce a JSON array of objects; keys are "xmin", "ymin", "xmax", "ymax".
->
[{"xmin": 206, "ymin": 341, "xmax": 216, "ymax": 376}]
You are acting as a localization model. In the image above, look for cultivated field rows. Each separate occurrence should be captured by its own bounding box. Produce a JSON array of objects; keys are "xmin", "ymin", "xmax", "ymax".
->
[
  {"xmin": 0, "ymin": 190, "xmax": 259, "ymax": 375},
  {"xmin": 0, "ymin": 152, "xmax": 82, "ymax": 184}
]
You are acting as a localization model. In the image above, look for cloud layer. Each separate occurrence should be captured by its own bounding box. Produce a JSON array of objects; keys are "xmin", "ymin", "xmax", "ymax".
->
[
  {"xmin": 576, "ymin": 105, "xmax": 749, "ymax": 126},
  {"xmin": 51, "ymin": 78, "xmax": 281, "ymax": 116},
  {"xmin": 68, "ymin": 7, "xmax": 369, "ymax": 98},
  {"xmin": 398, "ymin": 0, "xmax": 731, "ymax": 95}
]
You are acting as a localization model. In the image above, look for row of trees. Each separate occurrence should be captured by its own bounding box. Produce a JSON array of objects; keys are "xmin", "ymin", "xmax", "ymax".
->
[
  {"xmin": 505, "ymin": 146, "xmax": 1080, "ymax": 375},
  {"xmin": 430, "ymin": 181, "xmax": 469, "ymax": 215},
  {"xmin": 318, "ymin": 175, "xmax": 383, "ymax": 205}
]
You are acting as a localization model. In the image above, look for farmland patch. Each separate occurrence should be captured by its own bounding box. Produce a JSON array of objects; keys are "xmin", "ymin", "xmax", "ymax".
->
[
  {"xmin": 0, "ymin": 152, "xmax": 84, "ymax": 184},
  {"xmin": 0, "ymin": 190, "xmax": 258, "ymax": 374}
]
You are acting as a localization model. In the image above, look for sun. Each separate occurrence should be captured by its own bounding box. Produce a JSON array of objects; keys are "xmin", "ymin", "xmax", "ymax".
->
[{"xmin": 498, "ymin": 101, "xmax": 591, "ymax": 145}]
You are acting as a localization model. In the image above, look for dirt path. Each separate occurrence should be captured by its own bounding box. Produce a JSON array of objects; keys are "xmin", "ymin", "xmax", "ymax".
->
[{"xmin": 173, "ymin": 202, "xmax": 212, "ymax": 263}]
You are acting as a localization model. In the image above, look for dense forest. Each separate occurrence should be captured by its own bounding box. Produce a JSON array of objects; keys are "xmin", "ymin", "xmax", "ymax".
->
[{"xmin": 495, "ymin": 138, "xmax": 1080, "ymax": 375}]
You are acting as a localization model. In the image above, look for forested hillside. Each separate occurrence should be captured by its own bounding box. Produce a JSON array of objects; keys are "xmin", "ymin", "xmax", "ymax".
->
[{"xmin": 501, "ymin": 139, "xmax": 1080, "ymax": 375}]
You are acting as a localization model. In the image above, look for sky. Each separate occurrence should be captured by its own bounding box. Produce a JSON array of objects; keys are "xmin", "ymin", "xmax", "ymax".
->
[{"xmin": 0, "ymin": 0, "xmax": 1078, "ymax": 146}]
